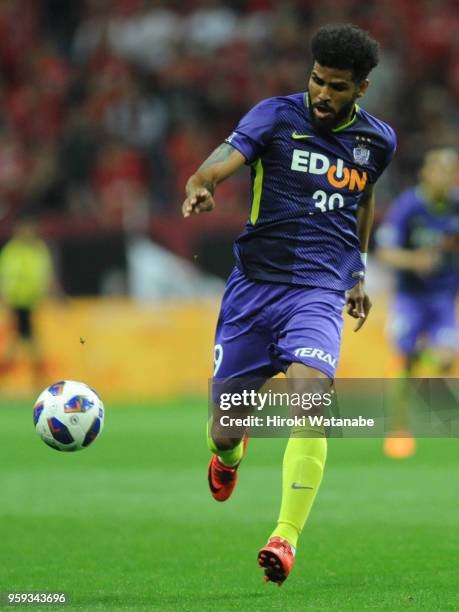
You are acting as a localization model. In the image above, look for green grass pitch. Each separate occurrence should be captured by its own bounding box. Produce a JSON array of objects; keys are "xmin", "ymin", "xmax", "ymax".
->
[{"xmin": 0, "ymin": 399, "xmax": 458, "ymax": 611}]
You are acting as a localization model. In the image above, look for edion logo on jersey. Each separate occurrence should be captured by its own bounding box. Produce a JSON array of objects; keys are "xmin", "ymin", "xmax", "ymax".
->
[
  {"xmin": 294, "ymin": 347, "xmax": 337, "ymax": 367},
  {"xmin": 291, "ymin": 149, "xmax": 367, "ymax": 192}
]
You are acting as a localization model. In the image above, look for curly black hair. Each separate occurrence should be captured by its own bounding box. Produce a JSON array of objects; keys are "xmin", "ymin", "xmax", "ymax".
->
[{"xmin": 311, "ymin": 24, "xmax": 379, "ymax": 82}]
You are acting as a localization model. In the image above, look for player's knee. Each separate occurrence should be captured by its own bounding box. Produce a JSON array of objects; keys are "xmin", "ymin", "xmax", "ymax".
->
[
  {"xmin": 287, "ymin": 365, "xmax": 331, "ymax": 398},
  {"xmin": 286, "ymin": 370, "xmax": 333, "ymax": 421},
  {"xmin": 287, "ymin": 362, "xmax": 331, "ymax": 384}
]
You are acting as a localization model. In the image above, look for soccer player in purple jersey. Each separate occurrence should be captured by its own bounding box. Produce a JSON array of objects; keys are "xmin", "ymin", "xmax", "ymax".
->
[
  {"xmin": 376, "ymin": 146, "xmax": 459, "ymax": 458},
  {"xmin": 182, "ymin": 24, "xmax": 396, "ymax": 584}
]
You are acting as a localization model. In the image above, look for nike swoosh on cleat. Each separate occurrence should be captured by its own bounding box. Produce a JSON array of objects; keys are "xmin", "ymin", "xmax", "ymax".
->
[
  {"xmin": 291, "ymin": 132, "xmax": 314, "ymax": 139},
  {"xmin": 291, "ymin": 482, "xmax": 314, "ymax": 490}
]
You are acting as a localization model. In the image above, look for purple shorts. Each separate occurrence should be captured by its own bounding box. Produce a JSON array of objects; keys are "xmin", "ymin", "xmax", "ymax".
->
[
  {"xmin": 389, "ymin": 291, "xmax": 458, "ymax": 355},
  {"xmin": 213, "ymin": 267, "xmax": 345, "ymax": 385}
]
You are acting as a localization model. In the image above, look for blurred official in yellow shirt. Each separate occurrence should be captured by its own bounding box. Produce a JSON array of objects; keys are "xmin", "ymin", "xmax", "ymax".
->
[{"xmin": 0, "ymin": 218, "xmax": 54, "ymax": 386}]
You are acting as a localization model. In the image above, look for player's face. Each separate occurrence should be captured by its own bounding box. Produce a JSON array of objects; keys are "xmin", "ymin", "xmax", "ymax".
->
[
  {"xmin": 308, "ymin": 62, "xmax": 368, "ymax": 132},
  {"xmin": 421, "ymin": 149, "xmax": 458, "ymax": 199}
]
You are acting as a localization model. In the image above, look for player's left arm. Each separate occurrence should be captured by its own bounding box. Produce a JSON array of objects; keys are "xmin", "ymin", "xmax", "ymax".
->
[{"xmin": 346, "ymin": 183, "xmax": 375, "ymax": 332}]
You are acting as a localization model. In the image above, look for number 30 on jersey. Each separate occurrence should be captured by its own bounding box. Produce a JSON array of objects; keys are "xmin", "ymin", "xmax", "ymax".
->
[{"xmin": 312, "ymin": 190, "xmax": 344, "ymax": 212}]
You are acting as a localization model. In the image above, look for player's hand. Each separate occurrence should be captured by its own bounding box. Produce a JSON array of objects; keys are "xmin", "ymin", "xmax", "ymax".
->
[
  {"xmin": 182, "ymin": 188, "xmax": 215, "ymax": 218},
  {"xmin": 442, "ymin": 235, "xmax": 459, "ymax": 253},
  {"xmin": 346, "ymin": 281, "xmax": 372, "ymax": 332},
  {"xmin": 410, "ymin": 249, "xmax": 440, "ymax": 274}
]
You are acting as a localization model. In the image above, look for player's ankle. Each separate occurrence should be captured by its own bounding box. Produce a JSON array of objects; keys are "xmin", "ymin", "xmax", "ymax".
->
[
  {"xmin": 217, "ymin": 455, "xmax": 240, "ymax": 467},
  {"xmin": 271, "ymin": 523, "xmax": 299, "ymax": 551}
]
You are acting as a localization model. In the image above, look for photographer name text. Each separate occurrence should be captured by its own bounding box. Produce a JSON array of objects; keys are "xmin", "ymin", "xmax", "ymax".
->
[{"xmin": 219, "ymin": 415, "xmax": 375, "ymax": 428}]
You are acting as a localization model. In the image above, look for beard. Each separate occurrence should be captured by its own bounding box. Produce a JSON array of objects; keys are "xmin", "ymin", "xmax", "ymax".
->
[{"xmin": 308, "ymin": 93, "xmax": 357, "ymax": 134}]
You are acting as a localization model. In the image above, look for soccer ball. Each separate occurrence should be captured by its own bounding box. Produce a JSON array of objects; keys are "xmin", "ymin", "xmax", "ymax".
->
[{"xmin": 33, "ymin": 380, "xmax": 104, "ymax": 451}]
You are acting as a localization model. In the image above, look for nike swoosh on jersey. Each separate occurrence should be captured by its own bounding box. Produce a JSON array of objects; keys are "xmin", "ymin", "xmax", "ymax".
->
[
  {"xmin": 291, "ymin": 482, "xmax": 314, "ymax": 490},
  {"xmin": 291, "ymin": 132, "xmax": 314, "ymax": 139}
]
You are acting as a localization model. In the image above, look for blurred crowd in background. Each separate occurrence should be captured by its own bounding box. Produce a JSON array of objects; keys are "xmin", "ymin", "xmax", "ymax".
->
[{"xmin": 0, "ymin": 0, "xmax": 458, "ymax": 287}]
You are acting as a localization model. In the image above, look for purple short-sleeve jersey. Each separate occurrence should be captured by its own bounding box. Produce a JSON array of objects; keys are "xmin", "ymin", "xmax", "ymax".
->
[
  {"xmin": 225, "ymin": 93, "xmax": 396, "ymax": 290},
  {"xmin": 376, "ymin": 187, "xmax": 459, "ymax": 294}
]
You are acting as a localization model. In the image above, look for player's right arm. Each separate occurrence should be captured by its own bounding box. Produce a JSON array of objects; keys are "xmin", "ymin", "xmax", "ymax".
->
[
  {"xmin": 182, "ymin": 144, "xmax": 246, "ymax": 218},
  {"xmin": 376, "ymin": 246, "xmax": 439, "ymax": 274}
]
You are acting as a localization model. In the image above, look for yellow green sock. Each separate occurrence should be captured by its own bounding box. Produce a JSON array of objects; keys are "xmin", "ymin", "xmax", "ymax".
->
[
  {"xmin": 207, "ymin": 423, "xmax": 244, "ymax": 466},
  {"xmin": 271, "ymin": 432, "xmax": 327, "ymax": 549}
]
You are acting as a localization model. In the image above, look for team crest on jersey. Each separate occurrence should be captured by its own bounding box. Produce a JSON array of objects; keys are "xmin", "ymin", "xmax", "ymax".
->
[{"xmin": 353, "ymin": 145, "xmax": 370, "ymax": 166}]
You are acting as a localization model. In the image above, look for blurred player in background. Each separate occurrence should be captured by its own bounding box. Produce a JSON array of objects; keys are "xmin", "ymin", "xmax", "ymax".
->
[
  {"xmin": 0, "ymin": 216, "xmax": 54, "ymax": 387},
  {"xmin": 182, "ymin": 24, "xmax": 396, "ymax": 584},
  {"xmin": 376, "ymin": 146, "xmax": 459, "ymax": 458}
]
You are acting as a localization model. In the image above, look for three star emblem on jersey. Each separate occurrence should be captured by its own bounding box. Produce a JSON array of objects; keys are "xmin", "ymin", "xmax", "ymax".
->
[{"xmin": 291, "ymin": 132, "xmax": 314, "ymax": 139}]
